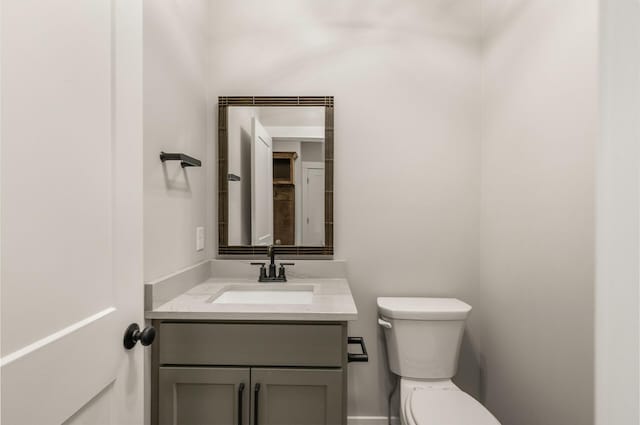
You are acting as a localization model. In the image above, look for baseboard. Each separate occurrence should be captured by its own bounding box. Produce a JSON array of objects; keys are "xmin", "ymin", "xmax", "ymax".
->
[{"xmin": 347, "ymin": 416, "xmax": 400, "ymax": 425}]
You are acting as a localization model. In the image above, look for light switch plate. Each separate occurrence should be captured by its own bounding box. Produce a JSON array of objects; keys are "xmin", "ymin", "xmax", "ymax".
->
[{"xmin": 196, "ymin": 226, "xmax": 205, "ymax": 251}]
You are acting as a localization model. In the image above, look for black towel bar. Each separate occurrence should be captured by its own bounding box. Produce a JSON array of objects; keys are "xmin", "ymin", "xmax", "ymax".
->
[
  {"xmin": 160, "ymin": 151, "xmax": 202, "ymax": 168},
  {"xmin": 347, "ymin": 336, "xmax": 369, "ymax": 363}
]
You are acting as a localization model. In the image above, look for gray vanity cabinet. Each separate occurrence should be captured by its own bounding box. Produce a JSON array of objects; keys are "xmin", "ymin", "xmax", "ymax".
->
[
  {"xmin": 151, "ymin": 320, "xmax": 349, "ymax": 425},
  {"xmin": 252, "ymin": 368, "xmax": 343, "ymax": 425},
  {"xmin": 159, "ymin": 367, "xmax": 250, "ymax": 425}
]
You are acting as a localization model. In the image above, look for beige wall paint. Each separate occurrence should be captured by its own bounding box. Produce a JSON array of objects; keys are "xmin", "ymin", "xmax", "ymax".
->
[
  {"xmin": 143, "ymin": 0, "xmax": 212, "ymax": 282},
  {"xmin": 479, "ymin": 1, "xmax": 598, "ymax": 424},
  {"xmin": 209, "ymin": 0, "xmax": 482, "ymax": 417}
]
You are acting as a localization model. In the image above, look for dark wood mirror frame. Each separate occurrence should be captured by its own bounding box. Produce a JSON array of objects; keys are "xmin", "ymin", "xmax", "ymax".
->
[{"xmin": 218, "ymin": 96, "xmax": 334, "ymax": 256}]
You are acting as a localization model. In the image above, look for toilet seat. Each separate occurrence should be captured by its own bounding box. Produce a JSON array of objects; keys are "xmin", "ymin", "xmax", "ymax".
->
[{"xmin": 405, "ymin": 389, "xmax": 500, "ymax": 425}]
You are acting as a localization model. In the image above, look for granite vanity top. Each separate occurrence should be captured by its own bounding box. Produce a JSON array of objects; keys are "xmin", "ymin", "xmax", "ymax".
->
[{"xmin": 145, "ymin": 277, "xmax": 358, "ymax": 321}]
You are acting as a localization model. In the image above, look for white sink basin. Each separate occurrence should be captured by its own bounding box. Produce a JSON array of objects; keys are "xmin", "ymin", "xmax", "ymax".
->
[{"xmin": 210, "ymin": 285, "xmax": 314, "ymax": 305}]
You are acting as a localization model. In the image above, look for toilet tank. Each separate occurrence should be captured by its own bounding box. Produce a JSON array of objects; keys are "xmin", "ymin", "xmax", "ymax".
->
[{"xmin": 377, "ymin": 297, "xmax": 471, "ymax": 380}]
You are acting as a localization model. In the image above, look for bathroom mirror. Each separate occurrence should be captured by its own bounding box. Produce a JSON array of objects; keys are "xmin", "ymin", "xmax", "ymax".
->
[{"xmin": 218, "ymin": 97, "xmax": 333, "ymax": 256}]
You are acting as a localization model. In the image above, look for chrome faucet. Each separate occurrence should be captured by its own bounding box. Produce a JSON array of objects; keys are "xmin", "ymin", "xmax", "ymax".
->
[{"xmin": 251, "ymin": 245, "xmax": 294, "ymax": 282}]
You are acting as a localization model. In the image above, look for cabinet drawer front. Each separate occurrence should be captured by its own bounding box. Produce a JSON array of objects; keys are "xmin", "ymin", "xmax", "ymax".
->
[{"xmin": 159, "ymin": 323, "xmax": 344, "ymax": 367}]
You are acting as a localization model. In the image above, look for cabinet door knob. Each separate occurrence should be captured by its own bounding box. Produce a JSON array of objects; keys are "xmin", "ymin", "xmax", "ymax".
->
[{"xmin": 123, "ymin": 323, "xmax": 156, "ymax": 350}]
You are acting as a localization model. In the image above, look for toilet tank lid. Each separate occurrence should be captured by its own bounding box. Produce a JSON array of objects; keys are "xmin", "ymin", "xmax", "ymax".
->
[{"xmin": 377, "ymin": 297, "xmax": 471, "ymax": 320}]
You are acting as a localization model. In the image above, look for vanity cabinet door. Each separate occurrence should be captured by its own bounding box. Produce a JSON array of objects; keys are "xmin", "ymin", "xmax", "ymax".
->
[
  {"xmin": 251, "ymin": 368, "xmax": 343, "ymax": 425},
  {"xmin": 159, "ymin": 367, "xmax": 250, "ymax": 425}
]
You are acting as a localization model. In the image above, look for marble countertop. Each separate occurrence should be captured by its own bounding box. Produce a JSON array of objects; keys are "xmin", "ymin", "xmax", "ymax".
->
[{"xmin": 145, "ymin": 277, "xmax": 358, "ymax": 321}]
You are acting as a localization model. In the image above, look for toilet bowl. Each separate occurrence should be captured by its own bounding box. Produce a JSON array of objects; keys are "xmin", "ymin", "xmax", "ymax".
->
[{"xmin": 377, "ymin": 297, "xmax": 500, "ymax": 425}]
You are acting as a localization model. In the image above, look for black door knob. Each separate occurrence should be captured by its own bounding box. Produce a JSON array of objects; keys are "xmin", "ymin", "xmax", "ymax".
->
[{"xmin": 123, "ymin": 323, "xmax": 156, "ymax": 349}]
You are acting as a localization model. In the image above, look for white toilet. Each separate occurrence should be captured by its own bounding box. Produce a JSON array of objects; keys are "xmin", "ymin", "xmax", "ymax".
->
[{"xmin": 377, "ymin": 297, "xmax": 500, "ymax": 425}]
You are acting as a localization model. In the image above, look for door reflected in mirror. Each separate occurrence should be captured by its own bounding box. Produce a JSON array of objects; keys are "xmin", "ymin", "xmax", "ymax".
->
[{"xmin": 227, "ymin": 106, "xmax": 325, "ymax": 247}]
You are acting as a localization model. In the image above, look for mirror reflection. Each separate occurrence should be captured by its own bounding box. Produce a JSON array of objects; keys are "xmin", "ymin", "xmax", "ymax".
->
[{"xmin": 227, "ymin": 106, "xmax": 325, "ymax": 247}]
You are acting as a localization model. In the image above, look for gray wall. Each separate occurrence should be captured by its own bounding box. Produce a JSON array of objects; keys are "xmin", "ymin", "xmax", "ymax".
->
[
  {"xmin": 596, "ymin": 0, "xmax": 640, "ymax": 423},
  {"xmin": 143, "ymin": 0, "xmax": 212, "ymax": 282},
  {"xmin": 142, "ymin": 1, "xmax": 606, "ymax": 422},
  {"xmin": 479, "ymin": 1, "xmax": 598, "ymax": 424},
  {"xmin": 301, "ymin": 142, "xmax": 324, "ymax": 163},
  {"xmin": 209, "ymin": 0, "xmax": 483, "ymax": 417}
]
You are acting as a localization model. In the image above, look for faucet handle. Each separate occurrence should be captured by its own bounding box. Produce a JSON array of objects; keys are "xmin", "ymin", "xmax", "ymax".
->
[
  {"xmin": 277, "ymin": 264, "xmax": 287, "ymax": 281},
  {"xmin": 250, "ymin": 262, "xmax": 267, "ymax": 281},
  {"xmin": 277, "ymin": 263, "xmax": 295, "ymax": 281}
]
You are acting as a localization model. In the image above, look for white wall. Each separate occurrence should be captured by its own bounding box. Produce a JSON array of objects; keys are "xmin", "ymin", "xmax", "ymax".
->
[
  {"xmin": 259, "ymin": 106, "xmax": 325, "ymax": 128},
  {"xmin": 595, "ymin": 0, "xmax": 640, "ymax": 423},
  {"xmin": 265, "ymin": 126, "xmax": 325, "ymax": 139},
  {"xmin": 479, "ymin": 1, "xmax": 598, "ymax": 424},
  {"xmin": 228, "ymin": 107, "xmax": 257, "ymax": 245},
  {"xmin": 143, "ymin": 0, "xmax": 211, "ymax": 281},
  {"xmin": 210, "ymin": 0, "xmax": 482, "ymax": 417}
]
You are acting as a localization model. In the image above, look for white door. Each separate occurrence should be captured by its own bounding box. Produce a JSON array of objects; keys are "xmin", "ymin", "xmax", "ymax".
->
[
  {"xmin": 302, "ymin": 163, "xmax": 325, "ymax": 246},
  {"xmin": 251, "ymin": 117, "xmax": 274, "ymax": 246},
  {"xmin": 1, "ymin": 1, "xmax": 144, "ymax": 424}
]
